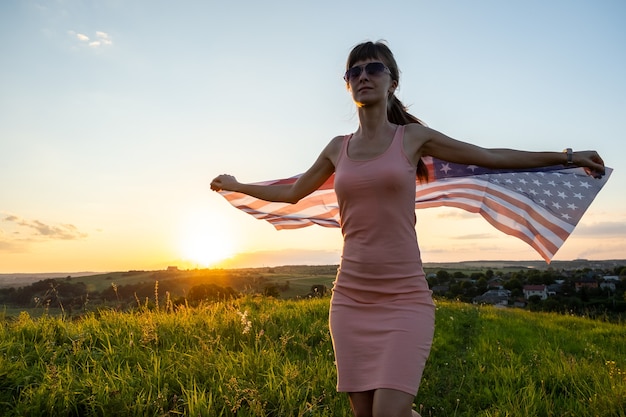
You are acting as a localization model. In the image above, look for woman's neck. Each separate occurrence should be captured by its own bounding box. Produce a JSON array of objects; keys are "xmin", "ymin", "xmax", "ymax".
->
[{"xmin": 356, "ymin": 105, "xmax": 393, "ymax": 140}]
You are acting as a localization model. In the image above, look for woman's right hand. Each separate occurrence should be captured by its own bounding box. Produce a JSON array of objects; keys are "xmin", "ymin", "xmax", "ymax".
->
[{"xmin": 210, "ymin": 174, "xmax": 238, "ymax": 192}]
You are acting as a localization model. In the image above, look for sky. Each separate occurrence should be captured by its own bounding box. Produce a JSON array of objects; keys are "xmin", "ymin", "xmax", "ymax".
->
[{"xmin": 1, "ymin": 0, "xmax": 625, "ymax": 273}]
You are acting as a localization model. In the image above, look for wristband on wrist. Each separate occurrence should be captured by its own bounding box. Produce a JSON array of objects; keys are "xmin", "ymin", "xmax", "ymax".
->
[{"xmin": 563, "ymin": 148, "xmax": 574, "ymax": 166}]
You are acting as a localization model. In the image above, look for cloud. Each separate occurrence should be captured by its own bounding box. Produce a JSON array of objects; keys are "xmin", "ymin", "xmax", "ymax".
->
[
  {"xmin": 452, "ymin": 233, "xmax": 494, "ymax": 240},
  {"xmin": 0, "ymin": 228, "xmax": 29, "ymax": 253},
  {"xmin": 570, "ymin": 238, "xmax": 626, "ymax": 260},
  {"xmin": 435, "ymin": 210, "xmax": 476, "ymax": 220},
  {"xmin": 573, "ymin": 221, "xmax": 626, "ymax": 237},
  {"xmin": 216, "ymin": 248, "xmax": 341, "ymax": 269},
  {"xmin": 68, "ymin": 30, "xmax": 112, "ymax": 48},
  {"xmin": 0, "ymin": 239, "xmax": 28, "ymax": 253},
  {"xmin": 96, "ymin": 31, "xmax": 112, "ymax": 45},
  {"xmin": 2, "ymin": 214, "xmax": 88, "ymax": 240}
]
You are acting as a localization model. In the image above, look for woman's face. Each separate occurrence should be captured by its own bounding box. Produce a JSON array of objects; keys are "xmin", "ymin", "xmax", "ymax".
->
[{"xmin": 345, "ymin": 58, "xmax": 397, "ymax": 108}]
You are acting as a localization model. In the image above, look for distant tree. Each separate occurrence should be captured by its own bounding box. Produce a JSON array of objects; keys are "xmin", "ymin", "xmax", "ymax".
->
[
  {"xmin": 470, "ymin": 272, "xmax": 485, "ymax": 281},
  {"xmin": 476, "ymin": 277, "xmax": 488, "ymax": 293},
  {"xmin": 461, "ymin": 280, "xmax": 479, "ymax": 299},
  {"xmin": 448, "ymin": 282, "xmax": 463, "ymax": 299},
  {"xmin": 0, "ymin": 287, "xmax": 16, "ymax": 303},
  {"xmin": 541, "ymin": 298, "xmax": 561, "ymax": 313},
  {"xmin": 510, "ymin": 272, "xmax": 523, "ymax": 283},
  {"xmin": 263, "ymin": 284, "xmax": 280, "ymax": 298},
  {"xmin": 540, "ymin": 271, "xmax": 557, "ymax": 285},
  {"xmin": 579, "ymin": 287, "xmax": 590, "ymax": 302},
  {"xmin": 564, "ymin": 296, "xmax": 583, "ymax": 314},
  {"xmin": 187, "ymin": 284, "xmax": 238, "ymax": 302},
  {"xmin": 436, "ymin": 270, "xmax": 450, "ymax": 283},
  {"xmin": 453, "ymin": 271, "xmax": 467, "ymax": 279},
  {"xmin": 426, "ymin": 275, "xmax": 438, "ymax": 287},
  {"xmin": 504, "ymin": 278, "xmax": 522, "ymax": 293}
]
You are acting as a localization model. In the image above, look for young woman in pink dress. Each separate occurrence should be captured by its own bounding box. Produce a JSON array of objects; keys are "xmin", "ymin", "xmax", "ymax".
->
[{"xmin": 211, "ymin": 41, "xmax": 605, "ymax": 417}]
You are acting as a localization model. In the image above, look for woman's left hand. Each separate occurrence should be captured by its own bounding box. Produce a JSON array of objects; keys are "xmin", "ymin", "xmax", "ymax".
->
[{"xmin": 573, "ymin": 150, "xmax": 605, "ymax": 179}]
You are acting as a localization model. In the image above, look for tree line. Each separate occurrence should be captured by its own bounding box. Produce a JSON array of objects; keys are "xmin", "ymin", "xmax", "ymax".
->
[
  {"xmin": 1, "ymin": 264, "xmax": 625, "ymax": 319},
  {"xmin": 426, "ymin": 265, "xmax": 626, "ymax": 318}
]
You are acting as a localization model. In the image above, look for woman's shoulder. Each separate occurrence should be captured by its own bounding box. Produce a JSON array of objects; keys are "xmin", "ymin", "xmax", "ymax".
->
[
  {"xmin": 401, "ymin": 123, "xmax": 435, "ymax": 163},
  {"xmin": 326, "ymin": 134, "xmax": 349, "ymax": 150},
  {"xmin": 323, "ymin": 135, "xmax": 347, "ymax": 161},
  {"xmin": 404, "ymin": 123, "xmax": 439, "ymax": 146},
  {"xmin": 304, "ymin": 135, "xmax": 346, "ymax": 169},
  {"xmin": 404, "ymin": 122, "xmax": 431, "ymax": 136},
  {"xmin": 330, "ymin": 134, "xmax": 348, "ymax": 143}
]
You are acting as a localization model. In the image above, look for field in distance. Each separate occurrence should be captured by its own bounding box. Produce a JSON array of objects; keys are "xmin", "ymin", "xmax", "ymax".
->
[{"xmin": 1, "ymin": 259, "xmax": 624, "ymax": 298}]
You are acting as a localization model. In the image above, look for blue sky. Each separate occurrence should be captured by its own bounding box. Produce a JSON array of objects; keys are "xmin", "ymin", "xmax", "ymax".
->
[{"xmin": 1, "ymin": 0, "xmax": 624, "ymax": 272}]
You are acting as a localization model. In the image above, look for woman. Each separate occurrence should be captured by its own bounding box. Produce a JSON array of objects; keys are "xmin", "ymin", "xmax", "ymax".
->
[{"xmin": 211, "ymin": 41, "xmax": 605, "ymax": 417}]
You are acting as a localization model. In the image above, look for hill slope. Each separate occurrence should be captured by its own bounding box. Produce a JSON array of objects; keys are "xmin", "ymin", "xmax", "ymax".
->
[{"xmin": 1, "ymin": 298, "xmax": 624, "ymax": 416}]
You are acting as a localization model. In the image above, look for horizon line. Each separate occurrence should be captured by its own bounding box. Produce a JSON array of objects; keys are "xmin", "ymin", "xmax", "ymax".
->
[{"xmin": 2, "ymin": 258, "xmax": 626, "ymax": 276}]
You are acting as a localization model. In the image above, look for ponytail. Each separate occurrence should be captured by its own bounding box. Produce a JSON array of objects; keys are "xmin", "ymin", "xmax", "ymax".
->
[{"xmin": 388, "ymin": 95, "xmax": 429, "ymax": 183}]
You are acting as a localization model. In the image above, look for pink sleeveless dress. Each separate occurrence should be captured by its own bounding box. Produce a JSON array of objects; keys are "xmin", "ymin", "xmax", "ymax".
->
[{"xmin": 329, "ymin": 125, "xmax": 435, "ymax": 396}]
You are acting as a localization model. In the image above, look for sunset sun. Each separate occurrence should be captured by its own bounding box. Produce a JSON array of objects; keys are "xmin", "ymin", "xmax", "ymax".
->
[{"xmin": 178, "ymin": 213, "xmax": 236, "ymax": 268}]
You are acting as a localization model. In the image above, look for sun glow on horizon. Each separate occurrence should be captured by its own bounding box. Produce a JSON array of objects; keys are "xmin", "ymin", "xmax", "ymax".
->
[{"xmin": 177, "ymin": 211, "xmax": 236, "ymax": 268}]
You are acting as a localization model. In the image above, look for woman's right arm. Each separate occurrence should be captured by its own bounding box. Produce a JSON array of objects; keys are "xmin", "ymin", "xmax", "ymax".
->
[{"xmin": 210, "ymin": 136, "xmax": 342, "ymax": 204}]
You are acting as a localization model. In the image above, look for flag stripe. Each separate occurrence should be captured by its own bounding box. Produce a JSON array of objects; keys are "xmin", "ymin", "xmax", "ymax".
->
[
  {"xmin": 414, "ymin": 197, "xmax": 561, "ymax": 260},
  {"xmin": 217, "ymin": 163, "xmax": 612, "ymax": 262},
  {"xmin": 416, "ymin": 185, "xmax": 569, "ymax": 239},
  {"xmin": 416, "ymin": 180, "xmax": 573, "ymax": 237},
  {"xmin": 414, "ymin": 179, "xmax": 574, "ymax": 259}
]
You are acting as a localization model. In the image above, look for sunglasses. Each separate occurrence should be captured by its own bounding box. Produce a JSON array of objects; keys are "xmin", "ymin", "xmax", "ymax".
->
[{"xmin": 343, "ymin": 62, "xmax": 391, "ymax": 82}]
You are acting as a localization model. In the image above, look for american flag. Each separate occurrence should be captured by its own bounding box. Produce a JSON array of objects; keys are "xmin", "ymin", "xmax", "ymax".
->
[{"xmin": 218, "ymin": 157, "xmax": 612, "ymax": 262}]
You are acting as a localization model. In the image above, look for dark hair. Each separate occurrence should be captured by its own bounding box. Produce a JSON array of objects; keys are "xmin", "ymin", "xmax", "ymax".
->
[{"xmin": 346, "ymin": 41, "xmax": 429, "ymax": 182}]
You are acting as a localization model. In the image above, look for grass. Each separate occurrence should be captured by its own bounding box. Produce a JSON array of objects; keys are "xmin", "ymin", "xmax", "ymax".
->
[
  {"xmin": 421, "ymin": 304, "xmax": 626, "ymax": 416},
  {"xmin": 0, "ymin": 297, "xmax": 624, "ymax": 416}
]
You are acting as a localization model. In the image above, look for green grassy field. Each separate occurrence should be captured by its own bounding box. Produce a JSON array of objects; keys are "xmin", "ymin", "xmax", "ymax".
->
[
  {"xmin": 0, "ymin": 297, "xmax": 624, "ymax": 416},
  {"xmin": 59, "ymin": 267, "xmax": 339, "ymax": 299}
]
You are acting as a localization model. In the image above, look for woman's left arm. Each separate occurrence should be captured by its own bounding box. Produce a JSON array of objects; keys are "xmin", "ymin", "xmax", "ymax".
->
[{"xmin": 415, "ymin": 125, "xmax": 605, "ymax": 178}]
